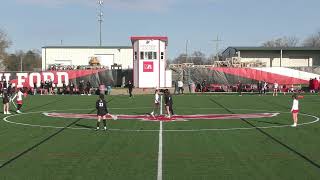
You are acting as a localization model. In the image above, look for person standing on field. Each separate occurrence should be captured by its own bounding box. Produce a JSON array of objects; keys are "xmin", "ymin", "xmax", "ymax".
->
[
  {"xmin": 2, "ymin": 89, "xmax": 10, "ymax": 114},
  {"xmin": 164, "ymin": 90, "xmax": 174, "ymax": 118},
  {"xmin": 127, "ymin": 80, "xmax": 134, "ymax": 98},
  {"xmin": 96, "ymin": 94, "xmax": 109, "ymax": 131},
  {"xmin": 150, "ymin": 89, "xmax": 160, "ymax": 117},
  {"xmin": 291, "ymin": 94, "xmax": 300, "ymax": 127},
  {"xmin": 273, "ymin": 81, "xmax": 279, "ymax": 96}
]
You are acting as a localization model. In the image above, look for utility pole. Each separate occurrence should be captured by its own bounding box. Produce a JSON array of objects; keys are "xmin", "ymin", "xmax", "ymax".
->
[
  {"xmin": 98, "ymin": 0, "xmax": 104, "ymax": 46},
  {"xmin": 211, "ymin": 35, "xmax": 222, "ymax": 64}
]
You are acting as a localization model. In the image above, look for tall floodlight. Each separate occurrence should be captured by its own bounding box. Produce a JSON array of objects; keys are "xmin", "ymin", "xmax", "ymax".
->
[{"xmin": 98, "ymin": 0, "xmax": 104, "ymax": 46}]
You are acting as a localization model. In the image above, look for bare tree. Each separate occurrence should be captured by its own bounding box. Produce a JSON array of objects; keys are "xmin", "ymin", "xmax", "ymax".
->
[
  {"xmin": 262, "ymin": 36, "xmax": 299, "ymax": 47},
  {"xmin": 191, "ymin": 51, "xmax": 206, "ymax": 65},
  {"xmin": 303, "ymin": 31, "xmax": 320, "ymax": 47},
  {"xmin": 0, "ymin": 29, "xmax": 12, "ymax": 70}
]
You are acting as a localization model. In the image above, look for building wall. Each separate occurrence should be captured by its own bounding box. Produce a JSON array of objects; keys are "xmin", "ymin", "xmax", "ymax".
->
[
  {"xmin": 239, "ymin": 51, "xmax": 319, "ymax": 67},
  {"xmin": 42, "ymin": 47, "xmax": 133, "ymax": 70}
]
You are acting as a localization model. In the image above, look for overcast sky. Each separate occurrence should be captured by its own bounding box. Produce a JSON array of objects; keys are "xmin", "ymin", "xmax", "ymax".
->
[{"xmin": 1, "ymin": 0, "xmax": 320, "ymax": 58}]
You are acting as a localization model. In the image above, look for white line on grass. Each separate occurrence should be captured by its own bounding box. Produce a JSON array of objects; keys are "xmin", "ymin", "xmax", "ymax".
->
[
  {"xmin": 2, "ymin": 110, "xmax": 320, "ymax": 132},
  {"xmin": 157, "ymin": 121, "xmax": 163, "ymax": 180}
]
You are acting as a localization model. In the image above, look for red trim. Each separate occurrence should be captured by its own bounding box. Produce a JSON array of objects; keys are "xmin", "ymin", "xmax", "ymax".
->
[
  {"xmin": 292, "ymin": 110, "xmax": 299, "ymax": 113},
  {"xmin": 131, "ymin": 36, "xmax": 168, "ymax": 43}
]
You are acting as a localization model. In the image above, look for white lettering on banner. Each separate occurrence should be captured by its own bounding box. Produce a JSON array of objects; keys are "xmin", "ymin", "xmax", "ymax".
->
[
  {"xmin": 17, "ymin": 73, "xmax": 28, "ymax": 88},
  {"xmin": 42, "ymin": 72, "xmax": 55, "ymax": 87},
  {"xmin": 3, "ymin": 73, "xmax": 11, "ymax": 82},
  {"xmin": 29, "ymin": 73, "xmax": 41, "ymax": 87},
  {"xmin": 0, "ymin": 72, "xmax": 71, "ymax": 88},
  {"xmin": 56, "ymin": 72, "xmax": 69, "ymax": 87}
]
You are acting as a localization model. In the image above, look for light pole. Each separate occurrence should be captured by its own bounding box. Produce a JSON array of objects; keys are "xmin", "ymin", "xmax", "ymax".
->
[{"xmin": 98, "ymin": 0, "xmax": 104, "ymax": 46}]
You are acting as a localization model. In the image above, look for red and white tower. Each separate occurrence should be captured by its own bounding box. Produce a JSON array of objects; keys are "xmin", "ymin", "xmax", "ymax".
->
[{"xmin": 131, "ymin": 36, "xmax": 171, "ymax": 88}]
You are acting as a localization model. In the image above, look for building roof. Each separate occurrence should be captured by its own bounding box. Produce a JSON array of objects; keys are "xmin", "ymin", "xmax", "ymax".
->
[
  {"xmin": 42, "ymin": 46, "xmax": 132, "ymax": 49},
  {"xmin": 226, "ymin": 46, "xmax": 320, "ymax": 51},
  {"xmin": 130, "ymin": 36, "xmax": 168, "ymax": 44}
]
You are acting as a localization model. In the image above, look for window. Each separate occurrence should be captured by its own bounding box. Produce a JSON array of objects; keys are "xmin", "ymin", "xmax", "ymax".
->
[
  {"xmin": 153, "ymin": 52, "xmax": 157, "ymax": 59},
  {"xmin": 148, "ymin": 52, "xmax": 153, "ymax": 59},
  {"xmin": 134, "ymin": 52, "xmax": 137, "ymax": 60},
  {"xmin": 146, "ymin": 52, "xmax": 149, "ymax": 59},
  {"xmin": 140, "ymin": 51, "xmax": 158, "ymax": 60},
  {"xmin": 161, "ymin": 52, "xmax": 164, "ymax": 60}
]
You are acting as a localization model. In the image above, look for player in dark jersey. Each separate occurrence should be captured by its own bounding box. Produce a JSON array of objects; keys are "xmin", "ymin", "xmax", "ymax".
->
[
  {"xmin": 96, "ymin": 94, "xmax": 111, "ymax": 131},
  {"xmin": 2, "ymin": 89, "xmax": 10, "ymax": 115},
  {"xmin": 164, "ymin": 89, "xmax": 174, "ymax": 118}
]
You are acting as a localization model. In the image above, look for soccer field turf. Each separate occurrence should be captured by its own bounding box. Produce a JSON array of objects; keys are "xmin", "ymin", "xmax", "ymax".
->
[{"xmin": 0, "ymin": 94, "xmax": 320, "ymax": 180}]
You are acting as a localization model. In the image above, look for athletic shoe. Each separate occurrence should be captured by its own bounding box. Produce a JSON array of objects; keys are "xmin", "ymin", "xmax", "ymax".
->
[
  {"xmin": 3, "ymin": 112, "xmax": 7, "ymax": 115},
  {"xmin": 104, "ymin": 127, "xmax": 107, "ymax": 131},
  {"xmin": 150, "ymin": 111, "xmax": 154, "ymax": 116},
  {"xmin": 7, "ymin": 111, "xmax": 11, "ymax": 114},
  {"xmin": 291, "ymin": 124, "xmax": 297, "ymax": 127},
  {"xmin": 16, "ymin": 110, "xmax": 21, "ymax": 114},
  {"xmin": 95, "ymin": 127, "xmax": 99, "ymax": 131}
]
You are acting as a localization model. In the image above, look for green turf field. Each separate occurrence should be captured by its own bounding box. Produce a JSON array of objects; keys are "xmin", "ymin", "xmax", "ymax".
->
[{"xmin": 0, "ymin": 94, "xmax": 320, "ymax": 180}]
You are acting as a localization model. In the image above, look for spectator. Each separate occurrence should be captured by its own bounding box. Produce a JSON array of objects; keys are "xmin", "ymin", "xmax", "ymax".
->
[
  {"xmin": 237, "ymin": 81, "xmax": 243, "ymax": 96},
  {"xmin": 69, "ymin": 82, "xmax": 75, "ymax": 95},
  {"xmin": 178, "ymin": 80, "xmax": 184, "ymax": 94},
  {"xmin": 174, "ymin": 81, "xmax": 178, "ymax": 94},
  {"xmin": 201, "ymin": 80, "xmax": 207, "ymax": 92},
  {"xmin": 86, "ymin": 81, "xmax": 92, "ymax": 95},
  {"xmin": 127, "ymin": 80, "xmax": 134, "ymax": 98},
  {"xmin": 257, "ymin": 81, "xmax": 263, "ymax": 96}
]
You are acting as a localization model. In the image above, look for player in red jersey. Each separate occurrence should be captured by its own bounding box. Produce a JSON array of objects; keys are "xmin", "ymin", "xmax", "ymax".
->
[
  {"xmin": 290, "ymin": 94, "xmax": 300, "ymax": 127},
  {"xmin": 11, "ymin": 88, "xmax": 25, "ymax": 114}
]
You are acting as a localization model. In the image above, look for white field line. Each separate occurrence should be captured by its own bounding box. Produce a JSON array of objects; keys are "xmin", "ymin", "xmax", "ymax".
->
[{"xmin": 157, "ymin": 121, "xmax": 163, "ymax": 180}]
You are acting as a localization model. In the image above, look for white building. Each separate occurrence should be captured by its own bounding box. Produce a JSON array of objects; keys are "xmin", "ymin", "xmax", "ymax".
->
[
  {"xmin": 42, "ymin": 46, "xmax": 133, "ymax": 70},
  {"xmin": 131, "ymin": 36, "xmax": 171, "ymax": 88},
  {"xmin": 222, "ymin": 47, "xmax": 320, "ymax": 67}
]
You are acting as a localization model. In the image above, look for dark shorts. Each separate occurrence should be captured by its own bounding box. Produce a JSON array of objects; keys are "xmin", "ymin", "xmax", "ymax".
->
[
  {"xmin": 3, "ymin": 98, "xmax": 9, "ymax": 104},
  {"xmin": 97, "ymin": 111, "xmax": 107, "ymax": 116}
]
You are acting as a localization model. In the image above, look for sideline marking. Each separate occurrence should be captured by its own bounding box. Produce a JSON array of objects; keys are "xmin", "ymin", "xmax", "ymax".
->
[
  {"xmin": 157, "ymin": 121, "xmax": 163, "ymax": 180},
  {"xmin": 2, "ymin": 109, "xmax": 320, "ymax": 132}
]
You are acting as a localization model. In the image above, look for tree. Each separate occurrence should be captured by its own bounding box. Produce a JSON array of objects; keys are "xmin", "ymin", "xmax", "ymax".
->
[
  {"xmin": 262, "ymin": 36, "xmax": 299, "ymax": 47},
  {"xmin": 191, "ymin": 51, "xmax": 207, "ymax": 65},
  {"xmin": 171, "ymin": 53, "xmax": 188, "ymax": 64},
  {"xmin": 0, "ymin": 29, "xmax": 12, "ymax": 69},
  {"xmin": 303, "ymin": 31, "xmax": 320, "ymax": 47},
  {"xmin": 3, "ymin": 50, "xmax": 42, "ymax": 71}
]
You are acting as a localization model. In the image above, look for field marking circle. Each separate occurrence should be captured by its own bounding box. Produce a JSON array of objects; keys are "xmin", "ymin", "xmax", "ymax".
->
[{"xmin": 2, "ymin": 108, "xmax": 319, "ymax": 132}]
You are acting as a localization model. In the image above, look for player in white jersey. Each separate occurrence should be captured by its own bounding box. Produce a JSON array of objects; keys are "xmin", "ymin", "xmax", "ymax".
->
[
  {"xmin": 273, "ymin": 81, "xmax": 279, "ymax": 96},
  {"xmin": 150, "ymin": 89, "xmax": 160, "ymax": 117},
  {"xmin": 290, "ymin": 94, "xmax": 299, "ymax": 127},
  {"xmin": 12, "ymin": 88, "xmax": 24, "ymax": 113}
]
